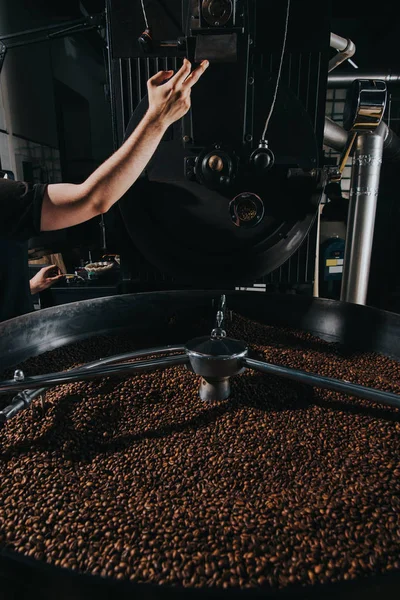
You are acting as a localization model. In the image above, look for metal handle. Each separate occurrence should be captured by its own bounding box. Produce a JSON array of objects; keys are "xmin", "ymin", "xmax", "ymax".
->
[
  {"xmin": 0, "ymin": 354, "xmax": 188, "ymax": 394},
  {"xmin": 244, "ymin": 357, "xmax": 400, "ymax": 409}
]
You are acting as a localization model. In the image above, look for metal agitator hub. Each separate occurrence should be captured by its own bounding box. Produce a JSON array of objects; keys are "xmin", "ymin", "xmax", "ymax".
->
[{"xmin": 1, "ymin": 295, "xmax": 400, "ymax": 428}]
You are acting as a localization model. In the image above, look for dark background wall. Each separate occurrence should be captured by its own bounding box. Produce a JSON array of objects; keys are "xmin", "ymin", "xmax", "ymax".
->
[{"xmin": 0, "ymin": 0, "xmax": 112, "ymax": 182}]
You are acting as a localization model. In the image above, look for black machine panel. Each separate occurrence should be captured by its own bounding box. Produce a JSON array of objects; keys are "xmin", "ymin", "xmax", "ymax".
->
[{"xmin": 106, "ymin": 0, "xmax": 330, "ymax": 285}]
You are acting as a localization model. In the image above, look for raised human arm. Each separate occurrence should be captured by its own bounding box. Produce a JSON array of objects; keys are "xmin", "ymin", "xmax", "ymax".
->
[{"xmin": 40, "ymin": 58, "xmax": 209, "ymax": 232}]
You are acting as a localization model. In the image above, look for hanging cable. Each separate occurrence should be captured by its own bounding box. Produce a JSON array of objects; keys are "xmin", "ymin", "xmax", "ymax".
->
[
  {"xmin": 140, "ymin": 0, "xmax": 149, "ymax": 30},
  {"xmin": 261, "ymin": 0, "xmax": 291, "ymax": 140}
]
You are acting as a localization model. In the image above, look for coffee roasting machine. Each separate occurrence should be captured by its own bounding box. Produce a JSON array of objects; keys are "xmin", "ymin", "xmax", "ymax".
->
[
  {"xmin": 106, "ymin": 0, "xmax": 328, "ymax": 289},
  {"xmin": 1, "ymin": 1, "xmax": 400, "ymax": 598}
]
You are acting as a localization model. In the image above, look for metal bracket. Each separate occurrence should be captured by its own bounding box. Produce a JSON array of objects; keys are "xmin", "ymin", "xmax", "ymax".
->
[{"xmin": 343, "ymin": 79, "xmax": 387, "ymax": 132}]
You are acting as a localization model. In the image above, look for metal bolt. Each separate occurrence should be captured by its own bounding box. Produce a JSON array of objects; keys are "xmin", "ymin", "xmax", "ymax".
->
[
  {"xmin": 248, "ymin": 77, "xmax": 254, "ymax": 85},
  {"xmin": 183, "ymin": 135, "xmax": 191, "ymax": 143},
  {"xmin": 215, "ymin": 144, "xmax": 221, "ymax": 149},
  {"xmin": 208, "ymin": 155, "xmax": 224, "ymax": 172},
  {"xmin": 13, "ymin": 370, "xmax": 24, "ymax": 382},
  {"xmin": 215, "ymin": 21, "xmax": 220, "ymax": 26},
  {"xmin": 245, "ymin": 134, "xmax": 253, "ymax": 142},
  {"xmin": 249, "ymin": 38, "xmax": 253, "ymax": 45}
]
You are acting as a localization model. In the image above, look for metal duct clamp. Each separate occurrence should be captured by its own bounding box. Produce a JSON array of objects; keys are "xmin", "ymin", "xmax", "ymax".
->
[
  {"xmin": 333, "ymin": 79, "xmax": 387, "ymax": 180},
  {"xmin": 343, "ymin": 79, "xmax": 387, "ymax": 133}
]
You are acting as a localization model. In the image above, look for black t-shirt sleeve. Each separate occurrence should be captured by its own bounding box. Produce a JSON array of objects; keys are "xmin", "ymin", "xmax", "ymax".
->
[{"xmin": 0, "ymin": 179, "xmax": 47, "ymax": 241}]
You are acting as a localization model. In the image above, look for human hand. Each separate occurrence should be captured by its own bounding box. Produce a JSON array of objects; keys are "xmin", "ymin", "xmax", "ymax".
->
[
  {"xmin": 30, "ymin": 265, "xmax": 64, "ymax": 295},
  {"xmin": 146, "ymin": 58, "xmax": 209, "ymax": 128}
]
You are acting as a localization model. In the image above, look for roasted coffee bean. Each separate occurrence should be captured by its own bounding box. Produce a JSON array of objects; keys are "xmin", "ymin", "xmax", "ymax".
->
[{"xmin": 0, "ymin": 313, "xmax": 399, "ymax": 589}]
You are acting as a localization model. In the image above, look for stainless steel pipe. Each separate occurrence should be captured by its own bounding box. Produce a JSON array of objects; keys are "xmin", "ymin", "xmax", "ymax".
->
[
  {"xmin": 340, "ymin": 133, "xmax": 384, "ymax": 305},
  {"xmin": 323, "ymin": 117, "xmax": 400, "ymax": 162},
  {"xmin": 330, "ymin": 33, "xmax": 349, "ymax": 51},
  {"xmin": 376, "ymin": 121, "xmax": 400, "ymax": 162},
  {"xmin": 328, "ymin": 71, "xmax": 400, "ymax": 87},
  {"xmin": 329, "ymin": 33, "xmax": 356, "ymax": 73},
  {"xmin": 0, "ymin": 354, "xmax": 189, "ymax": 394},
  {"xmin": 244, "ymin": 357, "xmax": 400, "ymax": 409},
  {"xmin": 324, "ymin": 117, "xmax": 349, "ymax": 151},
  {"xmin": 0, "ymin": 345, "xmax": 186, "ymax": 424}
]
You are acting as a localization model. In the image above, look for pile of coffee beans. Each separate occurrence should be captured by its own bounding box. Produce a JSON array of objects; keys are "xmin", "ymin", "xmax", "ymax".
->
[{"xmin": 0, "ymin": 312, "xmax": 399, "ymax": 590}]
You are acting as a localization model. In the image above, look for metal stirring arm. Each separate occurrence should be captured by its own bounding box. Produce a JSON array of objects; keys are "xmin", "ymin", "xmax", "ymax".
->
[
  {"xmin": 1, "ymin": 294, "xmax": 400, "ymax": 427},
  {"xmin": 243, "ymin": 357, "xmax": 400, "ymax": 409},
  {"xmin": 0, "ymin": 346, "xmax": 186, "ymax": 425},
  {"xmin": 0, "ymin": 355, "xmax": 188, "ymax": 395},
  {"xmin": 0, "ymin": 294, "xmax": 231, "ymax": 422}
]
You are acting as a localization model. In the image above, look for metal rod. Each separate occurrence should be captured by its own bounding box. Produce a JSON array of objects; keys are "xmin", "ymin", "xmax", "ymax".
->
[
  {"xmin": 105, "ymin": 0, "xmax": 118, "ymax": 149},
  {"xmin": 0, "ymin": 355, "xmax": 188, "ymax": 394},
  {"xmin": 85, "ymin": 345, "xmax": 185, "ymax": 366},
  {"xmin": 340, "ymin": 133, "xmax": 384, "ymax": 305},
  {"xmin": 216, "ymin": 295, "xmax": 226, "ymax": 327},
  {"xmin": 0, "ymin": 346, "xmax": 185, "ymax": 424},
  {"xmin": 2, "ymin": 22, "xmax": 100, "ymax": 51},
  {"xmin": 0, "ymin": 16, "xmax": 97, "ymax": 41},
  {"xmin": 211, "ymin": 295, "xmax": 227, "ymax": 338},
  {"xmin": 328, "ymin": 71, "xmax": 400, "ymax": 87},
  {"xmin": 8, "ymin": 345, "xmax": 185, "ymax": 400},
  {"xmin": 339, "ymin": 131, "xmax": 357, "ymax": 173},
  {"xmin": 244, "ymin": 358, "xmax": 400, "ymax": 409}
]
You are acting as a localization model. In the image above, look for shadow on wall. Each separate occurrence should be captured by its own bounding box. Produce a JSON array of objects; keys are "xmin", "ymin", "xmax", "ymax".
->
[{"xmin": 54, "ymin": 79, "xmax": 94, "ymax": 183}]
